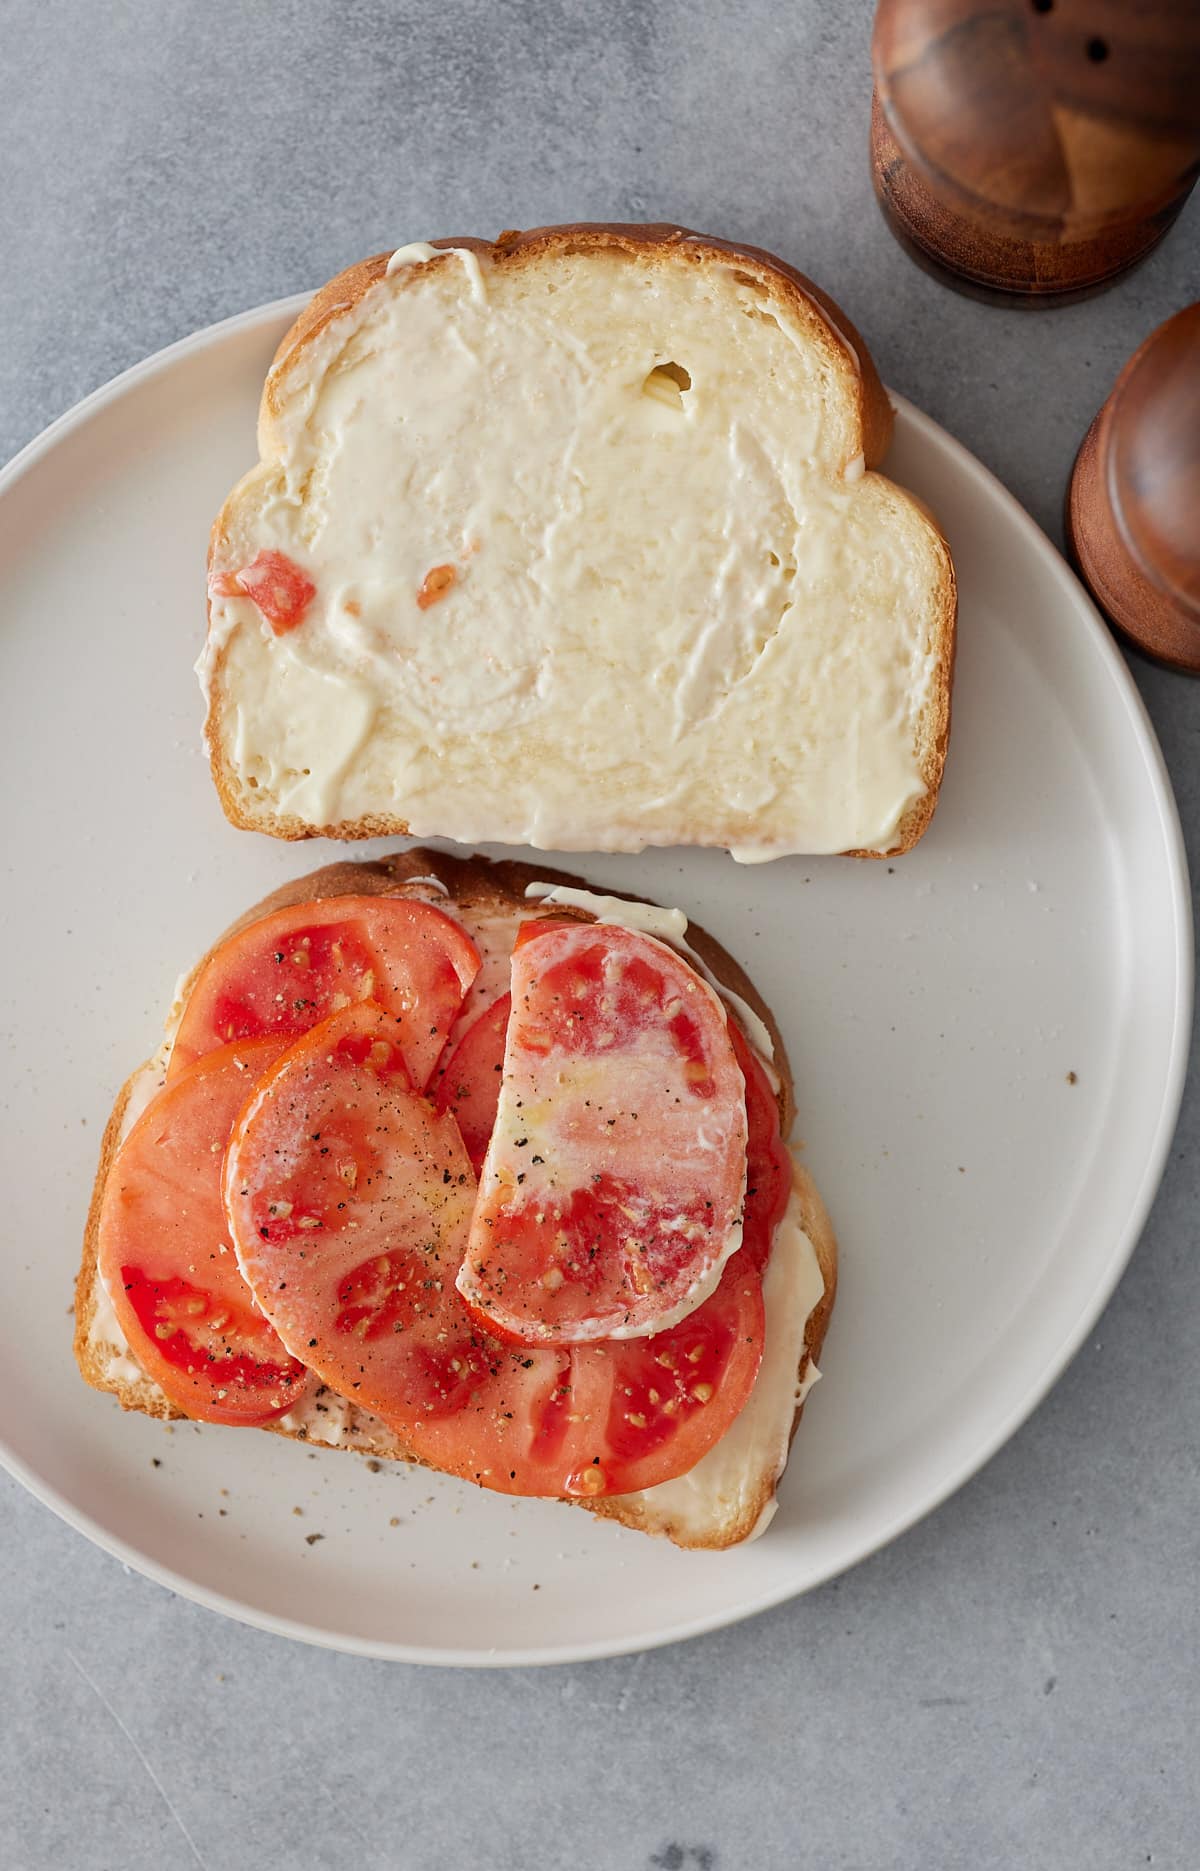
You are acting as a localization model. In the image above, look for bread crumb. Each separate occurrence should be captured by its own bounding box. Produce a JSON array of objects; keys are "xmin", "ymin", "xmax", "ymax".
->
[{"xmin": 305, "ymin": 1532, "xmax": 324, "ymax": 1546}]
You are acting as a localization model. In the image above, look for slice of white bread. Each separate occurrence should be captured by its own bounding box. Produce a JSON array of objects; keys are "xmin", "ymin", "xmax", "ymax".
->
[
  {"xmin": 201, "ymin": 224, "xmax": 955, "ymax": 860},
  {"xmin": 75, "ymin": 848, "xmax": 836, "ymax": 1549}
]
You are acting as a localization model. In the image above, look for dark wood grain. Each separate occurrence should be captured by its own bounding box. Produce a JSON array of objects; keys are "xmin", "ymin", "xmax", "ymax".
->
[
  {"xmin": 1066, "ymin": 304, "xmax": 1200, "ymax": 671},
  {"xmin": 871, "ymin": 0, "xmax": 1200, "ymax": 304}
]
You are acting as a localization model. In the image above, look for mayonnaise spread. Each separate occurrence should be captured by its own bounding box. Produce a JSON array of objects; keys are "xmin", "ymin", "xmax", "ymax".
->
[{"xmin": 203, "ymin": 241, "xmax": 940, "ymax": 856}]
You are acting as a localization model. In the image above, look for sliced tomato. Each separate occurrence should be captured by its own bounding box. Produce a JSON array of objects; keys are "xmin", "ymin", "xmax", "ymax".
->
[
  {"xmin": 224, "ymin": 1003, "xmax": 566, "ymax": 1492},
  {"xmin": 433, "ymin": 993, "xmax": 510, "ymax": 1173},
  {"xmin": 581, "ymin": 1016, "xmax": 786, "ymax": 1493},
  {"xmin": 431, "ymin": 942, "xmax": 785, "ymax": 1263},
  {"xmin": 512, "ymin": 913, "xmax": 574, "ymax": 950},
  {"xmin": 580, "ymin": 1260, "xmax": 765, "ymax": 1495},
  {"xmin": 209, "ymin": 548, "xmax": 316, "ymax": 634},
  {"xmin": 97, "ymin": 1038, "xmax": 314, "ymax": 1426},
  {"xmin": 457, "ymin": 922, "xmax": 748, "ymax": 1346},
  {"xmin": 170, "ymin": 895, "xmax": 480, "ymax": 1090},
  {"xmin": 224, "ymin": 1003, "xmax": 763, "ymax": 1496},
  {"xmin": 729, "ymin": 1022, "xmax": 792, "ymax": 1275}
]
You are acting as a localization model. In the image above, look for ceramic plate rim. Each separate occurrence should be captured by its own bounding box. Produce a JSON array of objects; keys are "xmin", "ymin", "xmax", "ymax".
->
[{"xmin": 0, "ymin": 298, "xmax": 1190, "ymax": 1666}]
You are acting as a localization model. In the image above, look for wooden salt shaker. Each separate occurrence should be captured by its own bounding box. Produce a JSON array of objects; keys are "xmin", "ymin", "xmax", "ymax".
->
[
  {"xmin": 1066, "ymin": 304, "xmax": 1200, "ymax": 671},
  {"xmin": 871, "ymin": 0, "xmax": 1200, "ymax": 304}
]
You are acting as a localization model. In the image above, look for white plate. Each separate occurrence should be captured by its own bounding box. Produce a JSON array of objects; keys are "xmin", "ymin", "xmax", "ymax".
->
[{"xmin": 0, "ymin": 300, "xmax": 1189, "ymax": 1666}]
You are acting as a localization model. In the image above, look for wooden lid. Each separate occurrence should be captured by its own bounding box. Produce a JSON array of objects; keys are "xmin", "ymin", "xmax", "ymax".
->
[
  {"xmin": 873, "ymin": 0, "xmax": 1200, "ymax": 233},
  {"xmin": 1108, "ymin": 303, "xmax": 1200, "ymax": 622},
  {"xmin": 1067, "ymin": 303, "xmax": 1200, "ymax": 671}
]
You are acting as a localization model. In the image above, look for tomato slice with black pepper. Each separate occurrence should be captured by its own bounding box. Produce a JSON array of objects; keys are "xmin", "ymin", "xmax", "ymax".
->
[
  {"xmin": 580, "ymin": 1255, "xmax": 765, "ymax": 1496},
  {"xmin": 170, "ymin": 895, "xmax": 480, "ymax": 1091},
  {"xmin": 223, "ymin": 1002, "xmax": 766, "ymax": 1496},
  {"xmin": 209, "ymin": 548, "xmax": 316, "ymax": 634},
  {"xmin": 97, "ymin": 1038, "xmax": 314, "ymax": 1426},
  {"xmin": 457, "ymin": 921, "xmax": 748, "ymax": 1346},
  {"xmin": 433, "ymin": 992, "xmax": 510, "ymax": 1174},
  {"xmin": 431, "ymin": 965, "xmax": 784, "ymax": 1252},
  {"xmin": 224, "ymin": 1003, "xmax": 569, "ymax": 1491},
  {"xmin": 576, "ymin": 1015, "xmax": 787, "ymax": 1494}
]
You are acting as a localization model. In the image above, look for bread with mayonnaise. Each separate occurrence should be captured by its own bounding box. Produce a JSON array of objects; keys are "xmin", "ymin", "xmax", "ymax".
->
[{"xmin": 201, "ymin": 224, "xmax": 955, "ymax": 861}]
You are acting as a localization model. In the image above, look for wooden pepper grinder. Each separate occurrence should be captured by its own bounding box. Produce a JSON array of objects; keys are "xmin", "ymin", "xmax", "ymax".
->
[
  {"xmin": 1066, "ymin": 303, "xmax": 1200, "ymax": 671},
  {"xmin": 871, "ymin": 0, "xmax": 1200, "ymax": 304}
]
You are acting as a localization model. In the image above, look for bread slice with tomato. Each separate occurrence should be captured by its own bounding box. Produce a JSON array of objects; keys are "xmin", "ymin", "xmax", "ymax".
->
[
  {"xmin": 200, "ymin": 223, "xmax": 955, "ymax": 862},
  {"xmin": 75, "ymin": 849, "xmax": 836, "ymax": 1550}
]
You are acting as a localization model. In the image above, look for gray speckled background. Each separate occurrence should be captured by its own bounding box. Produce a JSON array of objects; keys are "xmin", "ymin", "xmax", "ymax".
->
[{"xmin": 2, "ymin": 2, "xmax": 1199, "ymax": 1866}]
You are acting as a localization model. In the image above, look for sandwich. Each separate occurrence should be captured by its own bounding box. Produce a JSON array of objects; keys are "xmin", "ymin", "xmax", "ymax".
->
[{"xmin": 75, "ymin": 848, "xmax": 836, "ymax": 1549}]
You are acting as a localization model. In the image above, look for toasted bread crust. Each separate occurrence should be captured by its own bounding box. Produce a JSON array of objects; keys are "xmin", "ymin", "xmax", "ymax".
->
[
  {"xmin": 76, "ymin": 849, "xmax": 834, "ymax": 1547},
  {"xmin": 204, "ymin": 223, "xmax": 955, "ymax": 857}
]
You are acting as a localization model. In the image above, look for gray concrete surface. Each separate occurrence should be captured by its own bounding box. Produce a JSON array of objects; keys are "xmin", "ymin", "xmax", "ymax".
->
[{"xmin": 2, "ymin": 2, "xmax": 1198, "ymax": 1866}]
